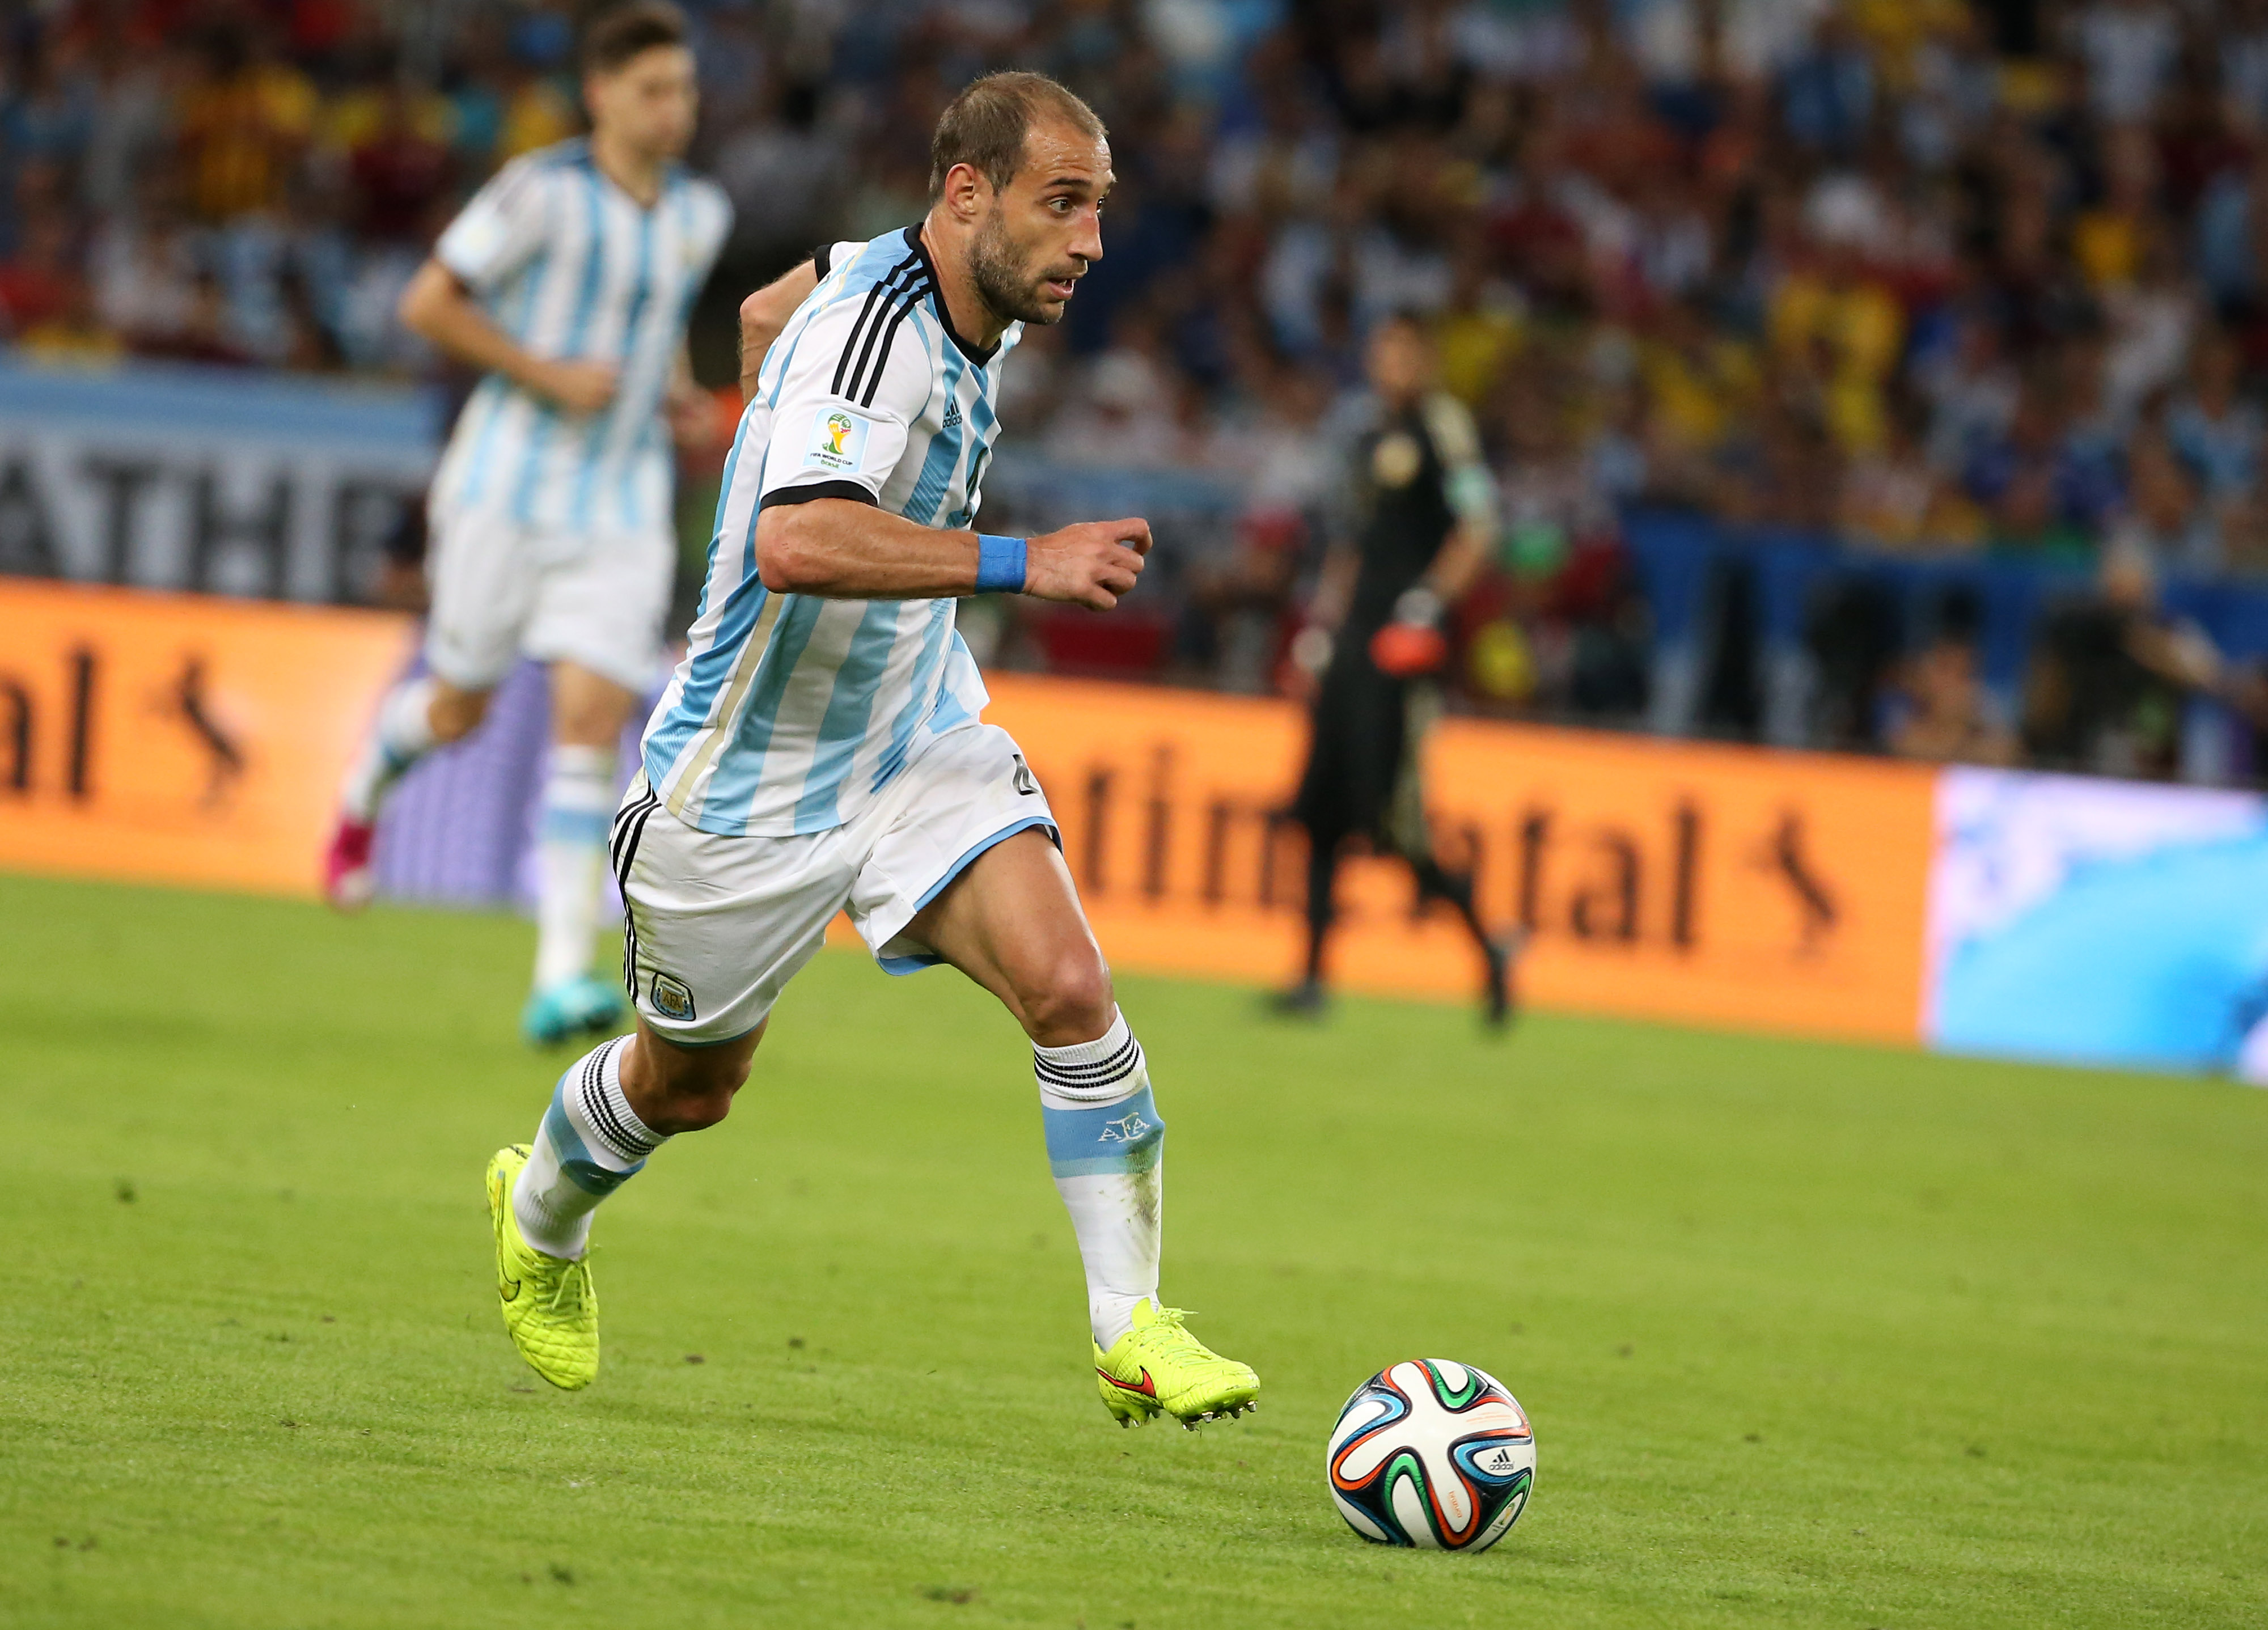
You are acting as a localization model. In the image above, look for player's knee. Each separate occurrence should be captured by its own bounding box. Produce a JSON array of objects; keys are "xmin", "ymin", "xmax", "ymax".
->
[
  {"xmin": 1023, "ymin": 949, "xmax": 1115, "ymax": 1048},
  {"xmin": 648, "ymin": 1057, "xmax": 747, "ymax": 1134},
  {"xmin": 553, "ymin": 695, "xmax": 628, "ymax": 747},
  {"xmin": 650, "ymin": 1085, "xmax": 735, "ymax": 1135},
  {"xmin": 625, "ymin": 1032, "xmax": 752, "ymax": 1135}
]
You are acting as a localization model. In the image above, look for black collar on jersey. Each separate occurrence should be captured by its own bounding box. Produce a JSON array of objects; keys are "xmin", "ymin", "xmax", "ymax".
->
[{"xmin": 905, "ymin": 225, "xmax": 1002, "ymax": 367}]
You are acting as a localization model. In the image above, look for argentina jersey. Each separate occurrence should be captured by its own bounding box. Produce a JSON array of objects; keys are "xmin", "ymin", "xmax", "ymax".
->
[
  {"xmin": 641, "ymin": 226, "xmax": 1020, "ymax": 837},
  {"xmin": 426, "ymin": 138, "xmax": 731, "ymax": 539}
]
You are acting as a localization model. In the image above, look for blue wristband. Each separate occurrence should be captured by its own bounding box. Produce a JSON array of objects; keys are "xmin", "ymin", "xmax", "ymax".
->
[{"xmin": 975, "ymin": 534, "xmax": 1027, "ymax": 595}]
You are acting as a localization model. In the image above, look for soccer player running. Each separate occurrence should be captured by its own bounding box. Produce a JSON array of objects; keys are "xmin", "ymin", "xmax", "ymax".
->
[
  {"xmin": 323, "ymin": 5, "xmax": 731, "ymax": 1048},
  {"xmin": 481, "ymin": 73, "xmax": 1260, "ymax": 1429},
  {"xmin": 1277, "ymin": 315, "xmax": 1520, "ymax": 1024}
]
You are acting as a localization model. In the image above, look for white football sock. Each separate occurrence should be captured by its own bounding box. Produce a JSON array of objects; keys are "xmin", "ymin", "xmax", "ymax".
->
[
  {"xmin": 532, "ymin": 744, "xmax": 615, "ymax": 993},
  {"xmin": 512, "ymin": 1036, "xmax": 663, "ymax": 1259},
  {"xmin": 339, "ymin": 675, "xmax": 440, "ymax": 822},
  {"xmin": 1035, "ymin": 1009, "xmax": 1162, "ymax": 1349}
]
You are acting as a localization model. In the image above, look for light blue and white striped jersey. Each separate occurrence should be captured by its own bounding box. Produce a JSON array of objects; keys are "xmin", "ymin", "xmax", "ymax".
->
[
  {"xmin": 426, "ymin": 138, "xmax": 731, "ymax": 538},
  {"xmin": 641, "ymin": 226, "xmax": 1022, "ymax": 837}
]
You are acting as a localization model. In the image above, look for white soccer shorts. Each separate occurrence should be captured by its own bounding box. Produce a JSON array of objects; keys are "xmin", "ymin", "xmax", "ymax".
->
[
  {"xmin": 609, "ymin": 721, "xmax": 1059, "ymax": 1044},
  {"xmin": 422, "ymin": 503, "xmax": 674, "ymax": 694}
]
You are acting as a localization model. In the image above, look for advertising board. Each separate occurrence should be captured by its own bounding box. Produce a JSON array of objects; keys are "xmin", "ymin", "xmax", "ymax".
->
[
  {"xmin": 20, "ymin": 580, "xmax": 2268, "ymax": 1078},
  {"xmin": 979, "ymin": 676, "xmax": 1937, "ymax": 1043},
  {"xmin": 0, "ymin": 579, "xmax": 413, "ymax": 894},
  {"xmin": 1927, "ymin": 768, "xmax": 2268, "ymax": 1078},
  {"xmin": 0, "ymin": 361, "xmax": 435, "ymax": 603}
]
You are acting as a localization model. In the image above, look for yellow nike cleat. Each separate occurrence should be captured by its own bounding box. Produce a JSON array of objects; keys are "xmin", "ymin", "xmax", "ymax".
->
[
  {"xmin": 485, "ymin": 1144, "xmax": 599, "ymax": 1391},
  {"xmin": 1094, "ymin": 1299, "xmax": 1260, "ymax": 1429}
]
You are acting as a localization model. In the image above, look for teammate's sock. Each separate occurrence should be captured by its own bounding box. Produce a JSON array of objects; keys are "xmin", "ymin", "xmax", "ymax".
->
[
  {"xmin": 533, "ymin": 744, "xmax": 616, "ymax": 992},
  {"xmin": 339, "ymin": 676, "xmax": 441, "ymax": 822},
  {"xmin": 1035, "ymin": 1010, "xmax": 1162, "ymax": 1349},
  {"xmin": 512, "ymin": 1036, "xmax": 663, "ymax": 1259}
]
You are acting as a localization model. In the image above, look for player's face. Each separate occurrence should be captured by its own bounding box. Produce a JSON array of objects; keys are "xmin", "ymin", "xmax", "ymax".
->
[
  {"xmin": 586, "ymin": 45, "xmax": 699, "ymax": 162},
  {"xmin": 968, "ymin": 121, "xmax": 1112, "ymax": 327},
  {"xmin": 1366, "ymin": 321, "xmax": 1431, "ymax": 403}
]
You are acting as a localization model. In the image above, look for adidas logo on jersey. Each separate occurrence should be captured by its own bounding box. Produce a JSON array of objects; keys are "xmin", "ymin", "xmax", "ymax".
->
[{"xmin": 941, "ymin": 400, "xmax": 962, "ymax": 429}]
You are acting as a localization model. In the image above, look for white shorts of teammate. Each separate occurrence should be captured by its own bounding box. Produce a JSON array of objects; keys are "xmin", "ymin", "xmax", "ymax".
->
[
  {"xmin": 422, "ymin": 502, "xmax": 676, "ymax": 693},
  {"xmin": 610, "ymin": 721, "xmax": 1058, "ymax": 1045}
]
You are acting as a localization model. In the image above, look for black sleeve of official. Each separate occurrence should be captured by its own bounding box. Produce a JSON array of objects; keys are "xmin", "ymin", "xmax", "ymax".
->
[{"xmin": 812, "ymin": 243, "xmax": 832, "ymax": 280}]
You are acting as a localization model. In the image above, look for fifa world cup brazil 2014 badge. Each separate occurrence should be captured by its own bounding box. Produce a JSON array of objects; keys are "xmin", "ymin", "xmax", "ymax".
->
[
  {"xmin": 806, "ymin": 405, "xmax": 875, "ymax": 475},
  {"xmin": 649, "ymin": 971, "xmax": 696, "ymax": 1022}
]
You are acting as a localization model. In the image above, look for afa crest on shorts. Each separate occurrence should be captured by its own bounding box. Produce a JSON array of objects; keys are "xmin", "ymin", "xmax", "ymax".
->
[{"xmin": 649, "ymin": 971, "xmax": 697, "ymax": 1022}]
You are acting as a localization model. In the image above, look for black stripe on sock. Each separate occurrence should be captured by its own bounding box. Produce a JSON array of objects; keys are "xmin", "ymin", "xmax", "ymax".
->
[
  {"xmin": 1034, "ymin": 1035, "xmax": 1140, "ymax": 1074},
  {"xmin": 1033, "ymin": 1036, "xmax": 1143, "ymax": 1089},
  {"xmin": 1034, "ymin": 1054, "xmax": 1143, "ymax": 1086},
  {"xmin": 579, "ymin": 1040, "xmax": 657, "ymax": 1162}
]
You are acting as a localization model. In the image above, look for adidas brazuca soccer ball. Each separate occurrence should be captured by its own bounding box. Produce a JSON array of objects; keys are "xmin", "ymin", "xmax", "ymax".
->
[{"xmin": 1326, "ymin": 1359, "xmax": 1535, "ymax": 1552}]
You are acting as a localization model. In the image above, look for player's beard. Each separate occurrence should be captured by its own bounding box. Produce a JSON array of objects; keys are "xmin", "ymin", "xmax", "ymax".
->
[{"xmin": 967, "ymin": 205, "xmax": 1078, "ymax": 327}]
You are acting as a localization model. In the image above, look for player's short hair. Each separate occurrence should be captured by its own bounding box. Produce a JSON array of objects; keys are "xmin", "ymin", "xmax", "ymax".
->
[
  {"xmin": 929, "ymin": 72, "xmax": 1107, "ymax": 202},
  {"xmin": 582, "ymin": 1, "xmax": 688, "ymax": 76}
]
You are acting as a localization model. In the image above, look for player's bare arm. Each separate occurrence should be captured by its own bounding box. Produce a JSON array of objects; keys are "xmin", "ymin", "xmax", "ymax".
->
[
  {"xmin": 756, "ymin": 500, "xmax": 1151, "ymax": 608},
  {"xmin": 739, "ymin": 260, "xmax": 820, "ymax": 400},
  {"xmin": 664, "ymin": 344, "xmax": 716, "ymax": 449},
  {"xmin": 1421, "ymin": 517, "xmax": 1492, "ymax": 604},
  {"xmin": 399, "ymin": 260, "xmax": 619, "ymax": 415}
]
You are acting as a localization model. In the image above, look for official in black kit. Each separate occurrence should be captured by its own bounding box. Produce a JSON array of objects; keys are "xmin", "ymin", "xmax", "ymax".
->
[{"xmin": 1279, "ymin": 314, "xmax": 1518, "ymax": 1023}]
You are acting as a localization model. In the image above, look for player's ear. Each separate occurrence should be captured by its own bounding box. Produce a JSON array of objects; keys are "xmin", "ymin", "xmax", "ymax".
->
[{"xmin": 943, "ymin": 161, "xmax": 989, "ymax": 223}]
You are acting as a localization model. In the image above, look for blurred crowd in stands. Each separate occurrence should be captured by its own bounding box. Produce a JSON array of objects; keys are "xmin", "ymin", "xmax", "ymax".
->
[{"xmin": 10, "ymin": 0, "xmax": 2268, "ymax": 776}]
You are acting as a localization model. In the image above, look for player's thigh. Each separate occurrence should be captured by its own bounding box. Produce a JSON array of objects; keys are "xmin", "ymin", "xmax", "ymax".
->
[
  {"xmin": 909, "ymin": 828, "xmax": 1115, "ymax": 1043},
  {"xmin": 424, "ymin": 506, "xmax": 538, "ymax": 691},
  {"xmin": 611, "ymin": 774, "xmax": 854, "ymax": 1048},
  {"xmin": 853, "ymin": 725, "xmax": 1106, "ymax": 1042},
  {"xmin": 549, "ymin": 659, "xmax": 638, "ymax": 747},
  {"xmin": 524, "ymin": 528, "xmax": 674, "ymax": 696}
]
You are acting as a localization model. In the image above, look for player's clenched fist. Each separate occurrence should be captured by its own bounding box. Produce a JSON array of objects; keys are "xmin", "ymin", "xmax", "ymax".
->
[
  {"xmin": 534, "ymin": 359, "xmax": 621, "ymax": 414},
  {"xmin": 1023, "ymin": 518, "xmax": 1154, "ymax": 611}
]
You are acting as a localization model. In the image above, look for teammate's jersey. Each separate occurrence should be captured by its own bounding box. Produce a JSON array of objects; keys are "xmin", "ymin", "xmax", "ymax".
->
[
  {"xmin": 641, "ymin": 226, "xmax": 1022, "ymax": 838},
  {"xmin": 426, "ymin": 138, "xmax": 731, "ymax": 538}
]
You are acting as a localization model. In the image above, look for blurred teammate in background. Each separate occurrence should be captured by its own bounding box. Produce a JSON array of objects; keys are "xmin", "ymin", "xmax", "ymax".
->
[
  {"xmin": 322, "ymin": 3, "xmax": 730, "ymax": 1048},
  {"xmin": 480, "ymin": 73, "xmax": 1261, "ymax": 1430},
  {"xmin": 1280, "ymin": 315, "xmax": 1519, "ymax": 1024}
]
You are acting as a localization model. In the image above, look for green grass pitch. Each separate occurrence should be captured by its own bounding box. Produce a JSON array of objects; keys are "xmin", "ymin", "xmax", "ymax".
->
[{"xmin": 2, "ymin": 872, "xmax": 2264, "ymax": 1628}]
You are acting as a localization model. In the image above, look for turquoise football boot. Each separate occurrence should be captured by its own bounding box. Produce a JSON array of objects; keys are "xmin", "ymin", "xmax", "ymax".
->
[{"xmin": 521, "ymin": 974, "xmax": 626, "ymax": 1048}]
